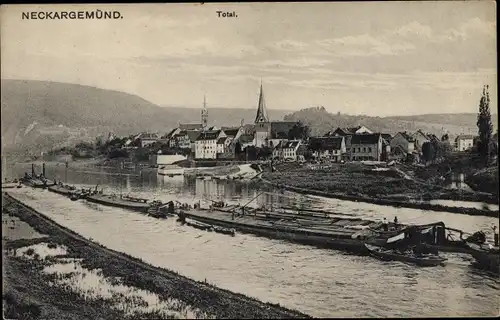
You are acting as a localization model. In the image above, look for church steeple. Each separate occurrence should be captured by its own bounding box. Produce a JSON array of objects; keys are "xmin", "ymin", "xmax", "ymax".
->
[
  {"xmin": 254, "ymin": 81, "xmax": 269, "ymax": 124},
  {"xmin": 201, "ymin": 95, "xmax": 208, "ymax": 131}
]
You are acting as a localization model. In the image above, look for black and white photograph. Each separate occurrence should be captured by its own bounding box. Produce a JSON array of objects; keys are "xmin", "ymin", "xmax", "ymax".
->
[{"xmin": 1, "ymin": 2, "xmax": 498, "ymax": 319}]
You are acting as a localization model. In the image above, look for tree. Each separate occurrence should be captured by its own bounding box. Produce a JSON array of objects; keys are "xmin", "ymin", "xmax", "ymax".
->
[
  {"xmin": 422, "ymin": 141, "xmax": 435, "ymax": 163},
  {"xmin": 244, "ymin": 146, "xmax": 258, "ymax": 161},
  {"xmin": 258, "ymin": 146, "xmax": 273, "ymax": 160},
  {"xmin": 441, "ymin": 134, "xmax": 449, "ymax": 142},
  {"xmin": 477, "ymin": 85, "xmax": 493, "ymax": 165},
  {"xmin": 108, "ymin": 148, "xmax": 129, "ymax": 159},
  {"xmin": 288, "ymin": 121, "xmax": 310, "ymax": 140},
  {"xmin": 234, "ymin": 141, "xmax": 242, "ymax": 160}
]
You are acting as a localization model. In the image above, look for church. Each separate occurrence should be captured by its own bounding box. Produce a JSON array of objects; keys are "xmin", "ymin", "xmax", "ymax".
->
[{"xmin": 253, "ymin": 82, "xmax": 298, "ymax": 148}]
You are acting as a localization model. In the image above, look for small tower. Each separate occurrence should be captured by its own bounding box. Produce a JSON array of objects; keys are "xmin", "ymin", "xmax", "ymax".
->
[{"xmin": 201, "ymin": 95, "xmax": 208, "ymax": 132}]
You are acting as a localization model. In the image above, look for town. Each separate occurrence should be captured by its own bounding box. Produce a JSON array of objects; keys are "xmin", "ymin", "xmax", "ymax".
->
[{"xmin": 59, "ymin": 83, "xmax": 497, "ymax": 170}]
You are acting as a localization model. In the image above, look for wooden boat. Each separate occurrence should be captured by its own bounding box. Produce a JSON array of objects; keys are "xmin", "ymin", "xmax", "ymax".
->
[
  {"xmin": 1, "ymin": 182, "xmax": 21, "ymax": 189},
  {"xmin": 86, "ymin": 194, "xmax": 151, "ymax": 213},
  {"xmin": 465, "ymin": 242, "xmax": 500, "ymax": 273},
  {"xmin": 364, "ymin": 244, "xmax": 447, "ymax": 267},
  {"xmin": 48, "ymin": 184, "xmax": 78, "ymax": 197},
  {"xmin": 181, "ymin": 218, "xmax": 235, "ymax": 236}
]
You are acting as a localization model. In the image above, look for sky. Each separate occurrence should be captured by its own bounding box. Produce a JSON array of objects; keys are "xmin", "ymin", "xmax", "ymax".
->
[{"xmin": 1, "ymin": 2, "xmax": 497, "ymax": 116}]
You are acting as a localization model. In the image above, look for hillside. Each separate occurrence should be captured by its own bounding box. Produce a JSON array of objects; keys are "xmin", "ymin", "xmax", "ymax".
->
[
  {"xmin": 284, "ymin": 107, "xmax": 498, "ymax": 137},
  {"xmin": 0, "ymin": 80, "xmax": 292, "ymax": 158},
  {"xmin": 159, "ymin": 105, "xmax": 292, "ymax": 127}
]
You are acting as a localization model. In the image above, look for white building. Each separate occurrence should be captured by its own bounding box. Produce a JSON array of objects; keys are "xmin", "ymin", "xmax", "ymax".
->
[
  {"xmin": 309, "ymin": 136, "xmax": 346, "ymax": 162},
  {"xmin": 137, "ymin": 133, "xmax": 160, "ymax": 148},
  {"xmin": 195, "ymin": 130, "xmax": 226, "ymax": 159},
  {"xmin": 279, "ymin": 140, "xmax": 302, "ymax": 161},
  {"xmin": 455, "ymin": 135, "xmax": 475, "ymax": 152}
]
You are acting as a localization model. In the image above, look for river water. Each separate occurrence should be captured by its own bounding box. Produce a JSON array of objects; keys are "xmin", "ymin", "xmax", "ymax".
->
[{"xmin": 4, "ymin": 164, "xmax": 500, "ymax": 317}]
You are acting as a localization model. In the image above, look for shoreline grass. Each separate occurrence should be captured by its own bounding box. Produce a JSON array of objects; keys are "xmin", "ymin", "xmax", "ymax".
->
[
  {"xmin": 2, "ymin": 192, "xmax": 311, "ymax": 319},
  {"xmin": 262, "ymin": 164, "xmax": 498, "ymax": 217}
]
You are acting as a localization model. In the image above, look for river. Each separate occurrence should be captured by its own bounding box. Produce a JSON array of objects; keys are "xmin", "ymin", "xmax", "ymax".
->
[{"xmin": 4, "ymin": 163, "xmax": 499, "ymax": 317}]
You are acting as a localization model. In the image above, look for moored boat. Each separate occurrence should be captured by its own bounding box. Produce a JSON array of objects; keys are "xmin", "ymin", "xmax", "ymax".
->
[
  {"xmin": 364, "ymin": 244, "xmax": 447, "ymax": 267},
  {"xmin": 465, "ymin": 242, "xmax": 500, "ymax": 274},
  {"xmin": 86, "ymin": 194, "xmax": 151, "ymax": 213},
  {"xmin": 177, "ymin": 206, "xmax": 482, "ymax": 254}
]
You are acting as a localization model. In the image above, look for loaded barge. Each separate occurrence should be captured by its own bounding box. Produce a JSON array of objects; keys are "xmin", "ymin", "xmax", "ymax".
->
[
  {"xmin": 86, "ymin": 194, "xmax": 151, "ymax": 213},
  {"xmin": 178, "ymin": 206, "xmax": 489, "ymax": 255}
]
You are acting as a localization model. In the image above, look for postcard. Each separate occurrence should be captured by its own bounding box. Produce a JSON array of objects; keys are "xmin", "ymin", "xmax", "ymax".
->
[{"xmin": 1, "ymin": 2, "xmax": 498, "ymax": 319}]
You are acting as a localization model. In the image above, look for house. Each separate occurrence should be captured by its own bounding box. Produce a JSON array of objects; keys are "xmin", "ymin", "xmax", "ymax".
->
[
  {"xmin": 137, "ymin": 133, "xmax": 160, "ymax": 148},
  {"xmin": 350, "ymin": 133, "xmax": 383, "ymax": 161},
  {"xmin": 308, "ymin": 136, "xmax": 346, "ymax": 162},
  {"xmin": 194, "ymin": 130, "xmax": 226, "ymax": 159},
  {"xmin": 455, "ymin": 135, "xmax": 475, "ymax": 152},
  {"xmin": 390, "ymin": 132, "xmax": 416, "ymax": 154},
  {"xmin": 216, "ymin": 136, "xmax": 228, "ymax": 155},
  {"xmin": 281, "ymin": 140, "xmax": 302, "ymax": 161},
  {"xmin": 174, "ymin": 130, "xmax": 200, "ymax": 156},
  {"xmin": 381, "ymin": 133, "xmax": 393, "ymax": 143},
  {"xmin": 389, "ymin": 145, "xmax": 408, "ymax": 161},
  {"xmin": 238, "ymin": 134, "xmax": 255, "ymax": 149},
  {"xmin": 326, "ymin": 126, "xmax": 373, "ymax": 137},
  {"xmin": 163, "ymin": 128, "xmax": 182, "ymax": 148},
  {"xmin": 411, "ymin": 130, "xmax": 430, "ymax": 151}
]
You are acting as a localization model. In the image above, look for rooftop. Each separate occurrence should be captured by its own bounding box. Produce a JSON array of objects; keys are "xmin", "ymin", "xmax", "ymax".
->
[
  {"xmin": 196, "ymin": 130, "xmax": 220, "ymax": 141},
  {"xmin": 282, "ymin": 140, "xmax": 301, "ymax": 149},
  {"xmin": 397, "ymin": 131, "xmax": 416, "ymax": 142},
  {"xmin": 455, "ymin": 134, "xmax": 476, "ymax": 140},
  {"xmin": 309, "ymin": 136, "xmax": 344, "ymax": 150},
  {"xmin": 222, "ymin": 127, "xmax": 240, "ymax": 137},
  {"xmin": 179, "ymin": 123, "xmax": 203, "ymax": 131},
  {"xmin": 217, "ymin": 136, "xmax": 228, "ymax": 144},
  {"xmin": 350, "ymin": 133, "xmax": 381, "ymax": 145}
]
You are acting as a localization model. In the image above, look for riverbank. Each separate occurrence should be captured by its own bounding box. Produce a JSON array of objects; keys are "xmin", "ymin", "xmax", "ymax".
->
[
  {"xmin": 262, "ymin": 163, "xmax": 499, "ymax": 218},
  {"xmin": 2, "ymin": 192, "xmax": 310, "ymax": 319}
]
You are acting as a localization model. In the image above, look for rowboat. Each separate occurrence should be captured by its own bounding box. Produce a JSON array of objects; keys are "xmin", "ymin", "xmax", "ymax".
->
[
  {"xmin": 364, "ymin": 244, "xmax": 447, "ymax": 267},
  {"xmin": 465, "ymin": 242, "xmax": 499, "ymax": 274},
  {"xmin": 181, "ymin": 218, "xmax": 235, "ymax": 236}
]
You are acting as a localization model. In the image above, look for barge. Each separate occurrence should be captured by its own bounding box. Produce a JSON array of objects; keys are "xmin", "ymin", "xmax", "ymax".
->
[
  {"xmin": 48, "ymin": 184, "xmax": 78, "ymax": 197},
  {"xmin": 178, "ymin": 207, "xmax": 486, "ymax": 255},
  {"xmin": 86, "ymin": 194, "xmax": 151, "ymax": 213}
]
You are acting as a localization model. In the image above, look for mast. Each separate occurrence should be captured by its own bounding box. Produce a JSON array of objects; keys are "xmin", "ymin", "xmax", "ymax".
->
[{"xmin": 119, "ymin": 160, "xmax": 123, "ymax": 197}]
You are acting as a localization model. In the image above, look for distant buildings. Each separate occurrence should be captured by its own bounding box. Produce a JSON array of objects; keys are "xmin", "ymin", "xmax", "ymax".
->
[
  {"xmin": 138, "ymin": 83, "xmax": 468, "ymax": 164},
  {"xmin": 136, "ymin": 132, "xmax": 160, "ymax": 148}
]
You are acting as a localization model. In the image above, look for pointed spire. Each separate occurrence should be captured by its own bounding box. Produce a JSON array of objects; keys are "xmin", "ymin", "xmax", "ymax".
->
[
  {"xmin": 201, "ymin": 94, "xmax": 208, "ymax": 132},
  {"xmin": 255, "ymin": 81, "xmax": 269, "ymax": 124}
]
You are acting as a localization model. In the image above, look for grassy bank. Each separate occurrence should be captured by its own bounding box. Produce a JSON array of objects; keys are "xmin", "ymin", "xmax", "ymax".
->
[
  {"xmin": 266, "ymin": 163, "xmax": 441, "ymax": 198},
  {"xmin": 262, "ymin": 163, "xmax": 499, "ymax": 217},
  {"xmin": 2, "ymin": 193, "xmax": 310, "ymax": 319}
]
